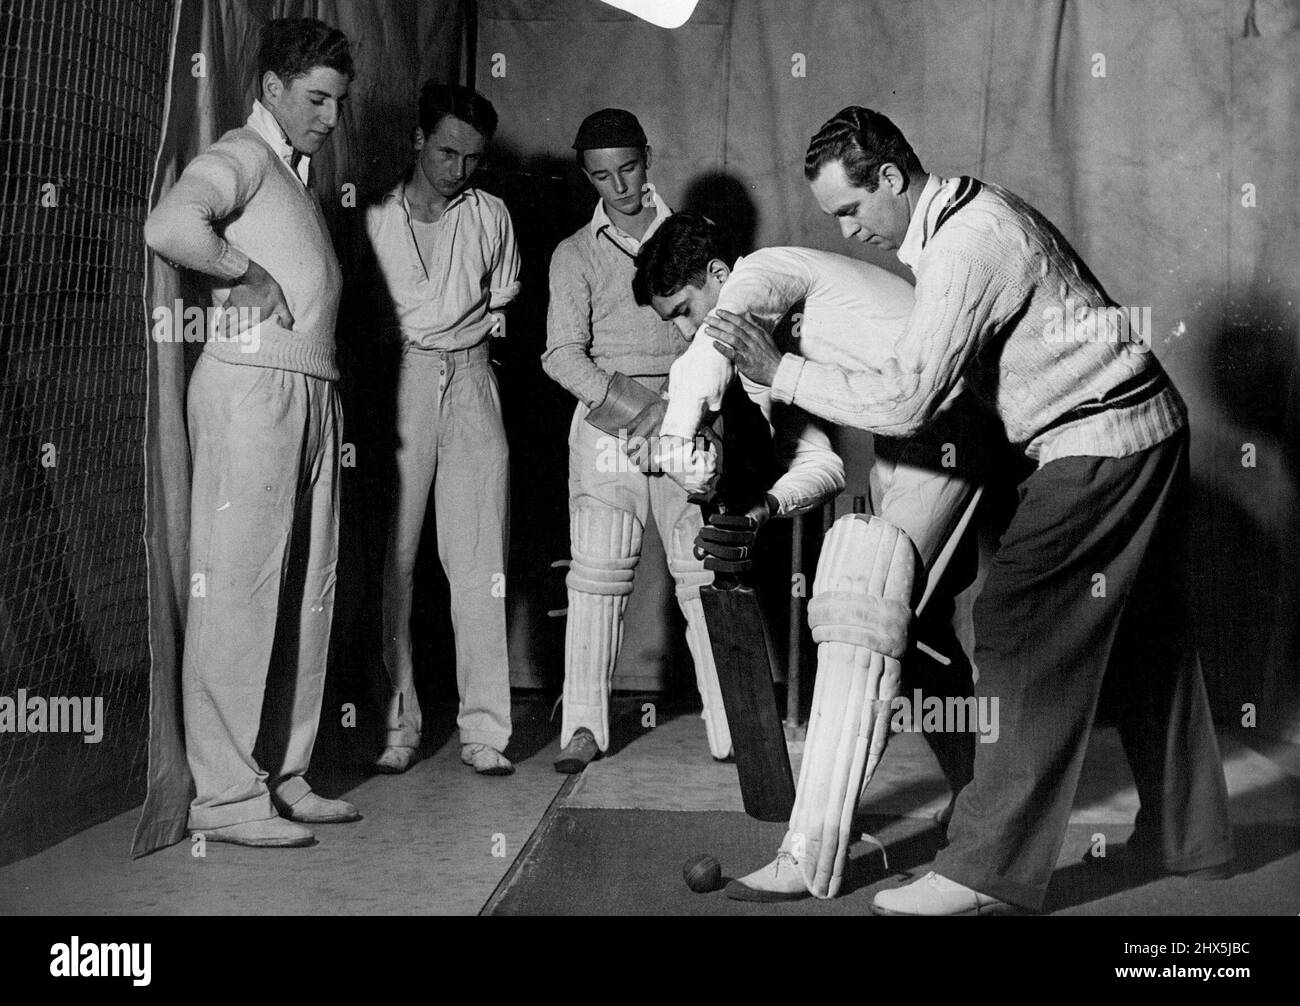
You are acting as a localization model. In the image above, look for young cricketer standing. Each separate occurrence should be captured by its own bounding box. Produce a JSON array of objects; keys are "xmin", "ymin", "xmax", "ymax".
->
[{"xmin": 542, "ymin": 109, "xmax": 731, "ymax": 771}]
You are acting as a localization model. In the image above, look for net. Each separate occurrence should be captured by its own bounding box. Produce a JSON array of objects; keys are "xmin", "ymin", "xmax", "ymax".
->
[{"xmin": 0, "ymin": 0, "xmax": 173, "ymax": 864}]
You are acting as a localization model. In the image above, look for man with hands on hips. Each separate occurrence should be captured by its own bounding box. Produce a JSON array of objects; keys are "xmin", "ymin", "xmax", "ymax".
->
[{"xmin": 144, "ymin": 17, "xmax": 359, "ymax": 847}]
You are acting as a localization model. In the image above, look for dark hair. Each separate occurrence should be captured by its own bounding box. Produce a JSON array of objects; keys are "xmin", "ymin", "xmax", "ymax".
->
[
  {"xmin": 632, "ymin": 212, "xmax": 725, "ymax": 306},
  {"xmin": 257, "ymin": 18, "xmax": 354, "ymax": 93},
  {"xmin": 804, "ymin": 107, "xmax": 922, "ymax": 191},
  {"xmin": 419, "ymin": 82, "xmax": 498, "ymax": 140}
]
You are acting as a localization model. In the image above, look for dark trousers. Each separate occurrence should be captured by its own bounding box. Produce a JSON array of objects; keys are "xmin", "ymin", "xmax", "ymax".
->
[{"xmin": 933, "ymin": 430, "xmax": 1233, "ymax": 910}]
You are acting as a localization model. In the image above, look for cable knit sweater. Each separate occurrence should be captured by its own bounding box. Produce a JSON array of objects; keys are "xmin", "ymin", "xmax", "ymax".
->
[
  {"xmin": 770, "ymin": 175, "xmax": 1185, "ymax": 464},
  {"xmin": 660, "ymin": 247, "xmax": 913, "ymax": 514},
  {"xmin": 542, "ymin": 196, "xmax": 690, "ymax": 407},
  {"xmin": 144, "ymin": 101, "xmax": 341, "ymax": 381}
]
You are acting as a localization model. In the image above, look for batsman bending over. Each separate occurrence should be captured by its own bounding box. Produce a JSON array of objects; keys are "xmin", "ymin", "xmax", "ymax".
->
[{"xmin": 634, "ymin": 213, "xmax": 987, "ymax": 900}]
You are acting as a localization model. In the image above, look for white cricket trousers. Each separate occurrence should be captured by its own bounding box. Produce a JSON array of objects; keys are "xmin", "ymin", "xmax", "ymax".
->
[
  {"xmin": 182, "ymin": 354, "xmax": 340, "ymax": 829},
  {"xmin": 381, "ymin": 342, "xmax": 512, "ymax": 752}
]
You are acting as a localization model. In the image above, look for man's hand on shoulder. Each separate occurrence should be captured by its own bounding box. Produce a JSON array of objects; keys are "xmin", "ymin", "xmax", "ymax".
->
[
  {"xmin": 228, "ymin": 259, "xmax": 294, "ymax": 330},
  {"xmin": 701, "ymin": 309, "xmax": 782, "ymax": 387}
]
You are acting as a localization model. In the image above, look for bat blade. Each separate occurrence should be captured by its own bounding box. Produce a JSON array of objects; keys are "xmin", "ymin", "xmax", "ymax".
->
[{"xmin": 701, "ymin": 581, "xmax": 795, "ymax": 822}]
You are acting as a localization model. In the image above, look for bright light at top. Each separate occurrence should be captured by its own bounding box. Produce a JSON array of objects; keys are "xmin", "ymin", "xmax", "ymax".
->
[{"xmin": 597, "ymin": 0, "xmax": 698, "ymax": 29}]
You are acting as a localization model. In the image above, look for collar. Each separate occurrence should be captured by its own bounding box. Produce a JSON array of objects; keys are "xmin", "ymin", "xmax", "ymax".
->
[
  {"xmin": 383, "ymin": 179, "xmax": 479, "ymax": 220},
  {"xmin": 896, "ymin": 173, "xmax": 944, "ymax": 272},
  {"xmin": 589, "ymin": 187, "xmax": 673, "ymax": 254},
  {"xmin": 248, "ymin": 100, "xmax": 310, "ymax": 186}
]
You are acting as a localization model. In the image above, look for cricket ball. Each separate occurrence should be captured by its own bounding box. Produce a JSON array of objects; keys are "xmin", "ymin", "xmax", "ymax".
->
[{"xmin": 683, "ymin": 854, "xmax": 724, "ymax": 893}]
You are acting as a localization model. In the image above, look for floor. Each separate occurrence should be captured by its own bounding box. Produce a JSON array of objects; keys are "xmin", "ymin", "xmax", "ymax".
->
[{"xmin": 1, "ymin": 693, "xmax": 1297, "ymax": 915}]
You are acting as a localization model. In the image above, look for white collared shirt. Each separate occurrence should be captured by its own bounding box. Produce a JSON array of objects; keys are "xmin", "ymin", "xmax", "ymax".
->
[
  {"xmin": 247, "ymin": 99, "xmax": 310, "ymax": 187},
  {"xmin": 589, "ymin": 187, "xmax": 672, "ymax": 256},
  {"xmin": 895, "ymin": 173, "xmax": 944, "ymax": 273},
  {"xmin": 364, "ymin": 180, "xmax": 521, "ymax": 350}
]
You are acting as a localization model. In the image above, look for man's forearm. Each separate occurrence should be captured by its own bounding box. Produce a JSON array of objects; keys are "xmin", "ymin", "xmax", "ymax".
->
[
  {"xmin": 769, "ymin": 250, "xmax": 998, "ymax": 436},
  {"xmin": 144, "ymin": 172, "xmax": 249, "ymax": 282}
]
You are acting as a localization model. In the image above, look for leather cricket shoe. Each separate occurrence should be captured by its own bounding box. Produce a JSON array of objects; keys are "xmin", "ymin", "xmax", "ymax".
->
[
  {"xmin": 724, "ymin": 852, "xmax": 810, "ymax": 902},
  {"xmin": 194, "ymin": 817, "xmax": 315, "ymax": 848},
  {"xmin": 274, "ymin": 792, "xmax": 361, "ymax": 824},
  {"xmin": 461, "ymin": 743, "xmax": 515, "ymax": 776},
  {"xmin": 871, "ymin": 871, "xmax": 1017, "ymax": 916},
  {"xmin": 374, "ymin": 744, "xmax": 417, "ymax": 774},
  {"xmin": 553, "ymin": 728, "xmax": 600, "ymax": 774}
]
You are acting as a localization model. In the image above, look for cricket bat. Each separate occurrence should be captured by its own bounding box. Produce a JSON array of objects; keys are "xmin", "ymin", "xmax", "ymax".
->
[
  {"xmin": 701, "ymin": 564, "xmax": 796, "ymax": 821},
  {"xmin": 692, "ymin": 383, "xmax": 794, "ymax": 821}
]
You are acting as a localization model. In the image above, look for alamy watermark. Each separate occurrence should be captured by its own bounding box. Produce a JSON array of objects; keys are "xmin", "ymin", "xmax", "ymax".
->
[
  {"xmin": 151, "ymin": 300, "xmax": 263, "ymax": 353},
  {"xmin": 595, "ymin": 431, "xmax": 714, "ymax": 475},
  {"xmin": 890, "ymin": 689, "xmax": 999, "ymax": 744},
  {"xmin": 0, "ymin": 689, "xmax": 104, "ymax": 743},
  {"xmin": 49, "ymin": 938, "xmax": 150, "ymax": 985},
  {"xmin": 1042, "ymin": 298, "xmax": 1151, "ymax": 353}
]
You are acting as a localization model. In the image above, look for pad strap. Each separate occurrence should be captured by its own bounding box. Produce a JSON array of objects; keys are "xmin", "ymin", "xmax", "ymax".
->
[{"xmin": 807, "ymin": 592, "xmax": 912, "ymax": 659}]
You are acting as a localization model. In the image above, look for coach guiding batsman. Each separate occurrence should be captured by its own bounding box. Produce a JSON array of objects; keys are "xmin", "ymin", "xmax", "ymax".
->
[{"xmin": 702, "ymin": 107, "xmax": 1234, "ymax": 914}]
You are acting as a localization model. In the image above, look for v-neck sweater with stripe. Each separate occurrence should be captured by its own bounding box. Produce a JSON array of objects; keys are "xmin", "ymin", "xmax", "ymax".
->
[
  {"xmin": 771, "ymin": 176, "xmax": 1185, "ymax": 464},
  {"xmin": 145, "ymin": 113, "xmax": 342, "ymax": 381}
]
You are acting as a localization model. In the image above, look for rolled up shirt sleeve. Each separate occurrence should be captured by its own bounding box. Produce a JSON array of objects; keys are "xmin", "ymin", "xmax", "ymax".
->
[
  {"xmin": 770, "ymin": 248, "xmax": 1014, "ymax": 437},
  {"xmin": 542, "ymin": 241, "xmax": 613, "ymax": 407},
  {"xmin": 144, "ymin": 140, "xmax": 255, "ymax": 282},
  {"xmin": 488, "ymin": 206, "xmax": 521, "ymax": 309},
  {"xmin": 742, "ymin": 374, "xmax": 845, "ymax": 516}
]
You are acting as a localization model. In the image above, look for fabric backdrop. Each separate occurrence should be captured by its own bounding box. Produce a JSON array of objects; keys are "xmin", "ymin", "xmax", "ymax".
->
[
  {"xmin": 476, "ymin": 0, "xmax": 1300, "ymax": 735},
  {"xmin": 137, "ymin": 0, "xmax": 1300, "ymax": 855}
]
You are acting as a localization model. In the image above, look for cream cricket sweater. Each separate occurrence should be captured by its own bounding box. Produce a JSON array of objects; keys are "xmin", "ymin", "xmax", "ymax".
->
[
  {"xmin": 144, "ymin": 101, "xmax": 341, "ymax": 380},
  {"xmin": 542, "ymin": 194, "xmax": 689, "ymax": 407},
  {"xmin": 771, "ymin": 176, "xmax": 1186, "ymax": 464}
]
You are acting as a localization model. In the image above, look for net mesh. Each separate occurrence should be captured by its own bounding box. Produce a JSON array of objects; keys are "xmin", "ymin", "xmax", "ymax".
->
[{"xmin": 0, "ymin": 0, "xmax": 173, "ymax": 862}]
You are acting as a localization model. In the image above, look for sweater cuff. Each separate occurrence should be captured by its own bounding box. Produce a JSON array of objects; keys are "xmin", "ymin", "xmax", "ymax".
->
[
  {"xmin": 585, "ymin": 370, "xmax": 615, "ymax": 410},
  {"xmin": 215, "ymin": 242, "xmax": 250, "ymax": 283},
  {"xmin": 771, "ymin": 354, "xmax": 804, "ymax": 405}
]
